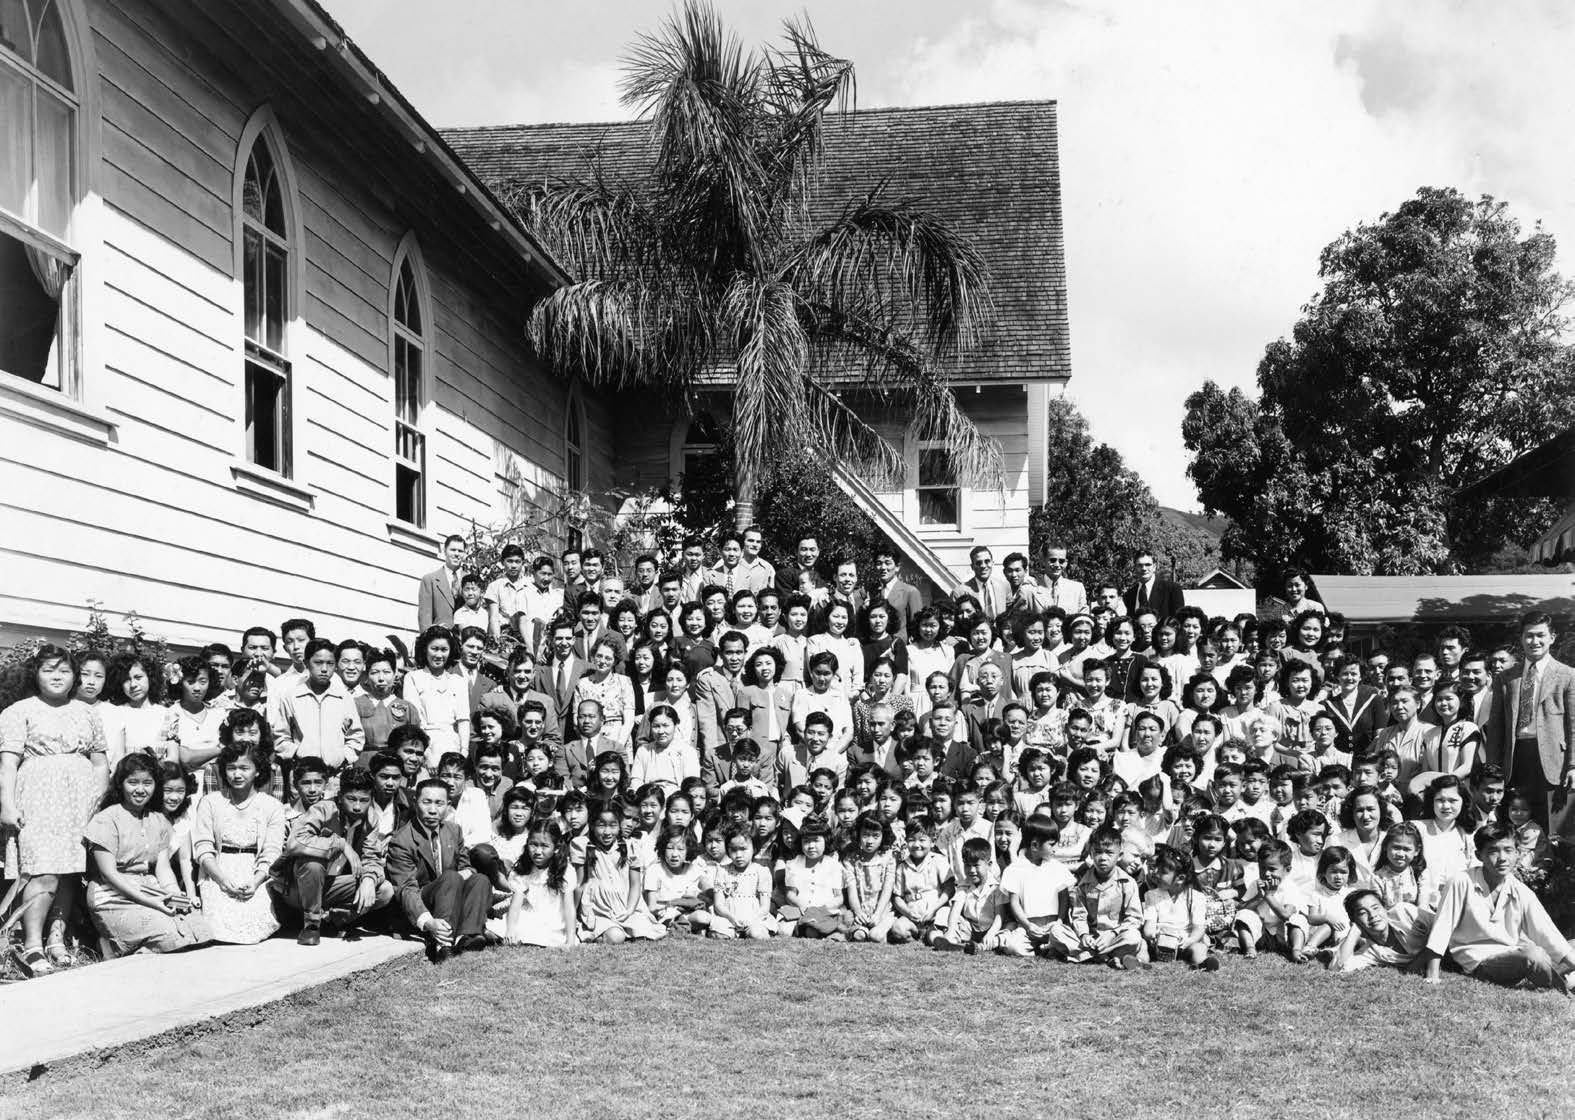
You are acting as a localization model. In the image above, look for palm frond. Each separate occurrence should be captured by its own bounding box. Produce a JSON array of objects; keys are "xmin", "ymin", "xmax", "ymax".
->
[
  {"xmin": 620, "ymin": 0, "xmax": 771, "ymax": 272},
  {"xmin": 529, "ymin": 278, "xmax": 712, "ymax": 395},
  {"xmin": 780, "ymin": 193, "xmax": 996, "ymax": 358},
  {"xmin": 757, "ymin": 15, "xmax": 855, "ymax": 225},
  {"xmin": 500, "ymin": 173, "xmax": 663, "ymax": 283},
  {"xmin": 801, "ymin": 300, "xmax": 1003, "ymax": 491}
]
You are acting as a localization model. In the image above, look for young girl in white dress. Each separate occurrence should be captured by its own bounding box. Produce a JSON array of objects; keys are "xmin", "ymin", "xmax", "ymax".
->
[{"xmin": 500, "ymin": 819, "xmax": 578, "ymax": 947}]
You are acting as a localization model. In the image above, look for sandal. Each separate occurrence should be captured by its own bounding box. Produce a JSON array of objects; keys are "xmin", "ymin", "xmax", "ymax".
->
[
  {"xmin": 15, "ymin": 947, "xmax": 53, "ymax": 978},
  {"xmin": 45, "ymin": 942, "xmax": 72, "ymax": 968}
]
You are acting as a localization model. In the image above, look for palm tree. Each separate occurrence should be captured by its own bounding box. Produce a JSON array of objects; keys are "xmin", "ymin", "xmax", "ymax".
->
[{"xmin": 503, "ymin": 0, "xmax": 1000, "ymax": 527}]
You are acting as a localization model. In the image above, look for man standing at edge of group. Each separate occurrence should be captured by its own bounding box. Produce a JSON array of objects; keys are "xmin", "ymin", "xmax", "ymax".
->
[
  {"xmin": 1489, "ymin": 611, "xmax": 1575, "ymax": 826},
  {"xmin": 417, "ymin": 534, "xmax": 466, "ymax": 632}
]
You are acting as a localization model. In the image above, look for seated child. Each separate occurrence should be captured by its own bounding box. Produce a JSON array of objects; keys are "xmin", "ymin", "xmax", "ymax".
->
[
  {"xmin": 1304, "ymin": 844, "xmax": 1355, "ymax": 954},
  {"xmin": 929, "ymin": 837, "xmax": 1002, "ymax": 953},
  {"xmin": 499, "ymin": 819, "xmax": 578, "ymax": 947},
  {"xmin": 1012, "ymin": 748, "xmax": 1056, "ymax": 816},
  {"xmin": 1048, "ymin": 826, "xmax": 1144, "ymax": 968},
  {"xmin": 1191, "ymin": 813, "xmax": 1245, "ymax": 948},
  {"xmin": 1142, "ymin": 843, "xmax": 1220, "ymax": 971},
  {"xmin": 709, "ymin": 826, "xmax": 776, "ymax": 940},
  {"xmin": 779, "ymin": 816, "xmax": 845, "ymax": 938},
  {"xmin": 890, "ymin": 821, "xmax": 950, "ymax": 944},
  {"xmin": 1234, "ymin": 839, "xmax": 1310, "ymax": 962},
  {"xmin": 842, "ymin": 811, "xmax": 898, "ymax": 942},
  {"xmin": 644, "ymin": 824, "xmax": 712, "ymax": 932},
  {"xmin": 1043, "ymin": 783, "xmax": 1090, "ymax": 867},
  {"xmin": 1285, "ymin": 808, "xmax": 1330, "ymax": 892},
  {"xmin": 996, "ymin": 817, "xmax": 1076, "ymax": 958},
  {"xmin": 719, "ymin": 739, "xmax": 774, "ymax": 801}
]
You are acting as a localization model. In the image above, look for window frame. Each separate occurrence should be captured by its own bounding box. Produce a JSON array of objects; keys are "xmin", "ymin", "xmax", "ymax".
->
[
  {"xmin": 911, "ymin": 437, "xmax": 965, "ymax": 531},
  {"xmin": 389, "ymin": 232, "xmax": 432, "ymax": 530},
  {"xmin": 563, "ymin": 383, "xmax": 586, "ymax": 492},
  {"xmin": 0, "ymin": 0, "xmax": 92, "ymax": 416},
  {"xmin": 231, "ymin": 106, "xmax": 305, "ymax": 492}
]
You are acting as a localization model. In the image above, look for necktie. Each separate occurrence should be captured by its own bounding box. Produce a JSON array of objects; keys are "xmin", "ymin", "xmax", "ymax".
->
[
  {"xmin": 1517, "ymin": 666, "xmax": 1536, "ymax": 738},
  {"xmin": 432, "ymin": 833, "xmax": 442, "ymax": 871},
  {"xmin": 982, "ymin": 582, "xmax": 995, "ymax": 617},
  {"xmin": 726, "ymin": 569, "xmax": 735, "ymax": 596},
  {"xmin": 558, "ymin": 658, "xmax": 570, "ymax": 704}
]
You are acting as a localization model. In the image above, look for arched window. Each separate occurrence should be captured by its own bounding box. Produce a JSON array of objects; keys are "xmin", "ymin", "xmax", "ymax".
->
[
  {"xmin": 391, "ymin": 239, "xmax": 428, "ymax": 527},
  {"xmin": 564, "ymin": 387, "xmax": 585, "ymax": 491},
  {"xmin": 0, "ymin": 0, "xmax": 80, "ymax": 394},
  {"xmin": 237, "ymin": 118, "xmax": 295, "ymax": 476}
]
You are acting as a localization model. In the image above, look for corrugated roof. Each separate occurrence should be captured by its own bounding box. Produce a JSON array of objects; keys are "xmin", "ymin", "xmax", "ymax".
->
[
  {"xmin": 1312, "ymin": 574, "xmax": 1575, "ymax": 624},
  {"xmin": 441, "ymin": 101, "xmax": 1071, "ymax": 385}
]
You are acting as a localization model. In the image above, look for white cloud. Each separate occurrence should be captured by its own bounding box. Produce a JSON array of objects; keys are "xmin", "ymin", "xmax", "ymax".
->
[{"xmin": 892, "ymin": 0, "xmax": 1575, "ymax": 506}]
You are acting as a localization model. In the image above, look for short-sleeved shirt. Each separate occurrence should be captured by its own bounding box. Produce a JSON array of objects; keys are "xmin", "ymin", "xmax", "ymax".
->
[
  {"xmin": 646, "ymin": 860, "xmax": 711, "ymax": 906},
  {"xmin": 895, "ymin": 852, "xmax": 950, "ymax": 918},
  {"xmin": 84, "ymin": 805, "xmax": 171, "ymax": 875},
  {"xmin": 999, "ymin": 856, "xmax": 1075, "ymax": 926},
  {"xmin": 783, "ymin": 854, "xmax": 843, "ymax": 910}
]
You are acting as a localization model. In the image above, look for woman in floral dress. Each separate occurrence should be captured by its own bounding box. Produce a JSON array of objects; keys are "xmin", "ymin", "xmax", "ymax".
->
[{"xmin": 0, "ymin": 645, "xmax": 109, "ymax": 976}]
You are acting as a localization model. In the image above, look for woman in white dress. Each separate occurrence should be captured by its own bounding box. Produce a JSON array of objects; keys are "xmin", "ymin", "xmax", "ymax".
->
[
  {"xmin": 403, "ymin": 626, "xmax": 470, "ymax": 767},
  {"xmin": 102, "ymin": 652, "xmax": 168, "ymax": 766},
  {"xmin": 190, "ymin": 740, "xmax": 285, "ymax": 944}
]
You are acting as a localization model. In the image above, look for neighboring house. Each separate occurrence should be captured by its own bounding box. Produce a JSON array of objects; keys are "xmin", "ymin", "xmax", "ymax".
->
[
  {"xmin": 1456, "ymin": 427, "xmax": 1575, "ymax": 564},
  {"xmin": 443, "ymin": 101, "xmax": 1072, "ymax": 594},
  {"xmin": 0, "ymin": 0, "xmax": 609, "ymax": 650},
  {"xmin": 1312, "ymin": 575, "xmax": 1575, "ymax": 651}
]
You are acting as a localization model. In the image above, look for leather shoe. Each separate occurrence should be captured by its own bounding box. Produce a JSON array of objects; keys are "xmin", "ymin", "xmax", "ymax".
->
[
  {"xmin": 297, "ymin": 923, "xmax": 321, "ymax": 947},
  {"xmin": 455, "ymin": 933, "xmax": 488, "ymax": 953},
  {"xmin": 425, "ymin": 937, "xmax": 450, "ymax": 964}
]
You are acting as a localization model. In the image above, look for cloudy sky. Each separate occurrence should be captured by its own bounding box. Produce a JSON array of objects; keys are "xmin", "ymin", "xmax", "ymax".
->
[{"xmin": 333, "ymin": 0, "xmax": 1575, "ymax": 509}]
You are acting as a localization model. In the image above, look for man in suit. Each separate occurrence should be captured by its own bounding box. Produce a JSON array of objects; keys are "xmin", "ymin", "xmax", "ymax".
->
[
  {"xmin": 1122, "ymin": 551, "xmax": 1185, "ymax": 621},
  {"xmin": 555, "ymin": 699, "xmax": 628, "ymax": 788},
  {"xmin": 384, "ymin": 778, "xmax": 492, "ymax": 961},
  {"xmin": 455, "ymin": 627, "xmax": 497, "ymax": 716},
  {"xmin": 417, "ymin": 534, "xmax": 467, "ymax": 632},
  {"xmin": 824, "ymin": 558, "xmax": 867, "ymax": 634},
  {"xmin": 1458, "ymin": 649, "xmax": 1498, "ymax": 747},
  {"xmin": 532, "ymin": 619, "xmax": 588, "ymax": 738},
  {"xmin": 872, "ymin": 549, "xmax": 923, "ymax": 639},
  {"xmin": 1490, "ymin": 612, "xmax": 1575, "ymax": 825},
  {"xmin": 694, "ymin": 630, "xmax": 748, "ymax": 757},
  {"xmin": 1000, "ymin": 552, "xmax": 1050, "ymax": 621},
  {"xmin": 1039, "ymin": 546, "xmax": 1088, "ymax": 614},
  {"xmin": 568, "ymin": 592, "xmax": 609, "ymax": 662},
  {"xmin": 950, "ymin": 615, "xmax": 1016, "ymax": 700},
  {"xmin": 774, "ymin": 535, "xmax": 830, "ymax": 606},
  {"xmin": 954, "ymin": 546, "xmax": 1013, "ymax": 621}
]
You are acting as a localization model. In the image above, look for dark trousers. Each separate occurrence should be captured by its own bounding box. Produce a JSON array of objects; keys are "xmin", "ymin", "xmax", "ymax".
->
[
  {"xmin": 1510, "ymin": 738, "xmax": 1551, "ymax": 825},
  {"xmin": 420, "ymin": 870, "xmax": 489, "ymax": 937},
  {"xmin": 282, "ymin": 861, "xmax": 360, "ymax": 922}
]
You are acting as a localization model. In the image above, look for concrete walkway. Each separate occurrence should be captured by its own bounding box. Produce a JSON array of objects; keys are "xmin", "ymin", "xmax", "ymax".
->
[{"xmin": 0, "ymin": 936, "xmax": 422, "ymax": 1076}]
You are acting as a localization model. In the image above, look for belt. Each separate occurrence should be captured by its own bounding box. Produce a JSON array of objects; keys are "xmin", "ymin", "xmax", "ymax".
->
[{"xmin": 220, "ymin": 844, "xmax": 259, "ymax": 854}]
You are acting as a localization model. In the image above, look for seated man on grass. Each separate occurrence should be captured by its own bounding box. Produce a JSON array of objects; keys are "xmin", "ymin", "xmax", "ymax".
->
[
  {"xmin": 1419, "ymin": 823, "xmax": 1575, "ymax": 992},
  {"xmin": 385, "ymin": 778, "xmax": 494, "ymax": 962},
  {"xmin": 272, "ymin": 766, "xmax": 394, "ymax": 945},
  {"xmin": 1332, "ymin": 889, "xmax": 1433, "ymax": 975}
]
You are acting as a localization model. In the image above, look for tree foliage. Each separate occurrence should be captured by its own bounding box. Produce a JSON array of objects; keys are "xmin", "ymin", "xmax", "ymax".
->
[
  {"xmin": 1032, "ymin": 398, "xmax": 1215, "ymax": 591},
  {"xmin": 498, "ymin": 0, "xmax": 1000, "ymax": 525},
  {"xmin": 1184, "ymin": 187, "xmax": 1575, "ymax": 580}
]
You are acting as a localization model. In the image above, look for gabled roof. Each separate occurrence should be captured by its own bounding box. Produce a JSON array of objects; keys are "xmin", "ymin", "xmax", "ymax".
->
[{"xmin": 442, "ymin": 101, "xmax": 1071, "ymax": 385}]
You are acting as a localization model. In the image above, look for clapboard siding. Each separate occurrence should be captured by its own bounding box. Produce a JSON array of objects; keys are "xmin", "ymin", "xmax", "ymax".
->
[{"xmin": 0, "ymin": 0, "xmax": 604, "ymax": 652}]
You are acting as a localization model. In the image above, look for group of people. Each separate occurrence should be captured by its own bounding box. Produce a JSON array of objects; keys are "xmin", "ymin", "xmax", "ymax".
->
[{"xmin": 2, "ymin": 533, "xmax": 1571, "ymax": 992}]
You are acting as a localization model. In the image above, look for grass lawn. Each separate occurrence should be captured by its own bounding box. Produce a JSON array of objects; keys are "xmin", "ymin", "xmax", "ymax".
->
[{"xmin": 5, "ymin": 936, "xmax": 1573, "ymax": 1120}]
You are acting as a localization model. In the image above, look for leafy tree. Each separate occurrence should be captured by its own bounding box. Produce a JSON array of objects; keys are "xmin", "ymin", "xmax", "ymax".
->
[
  {"xmin": 500, "ymin": 1, "xmax": 999, "ymax": 528},
  {"xmin": 1184, "ymin": 187, "xmax": 1575, "ymax": 579},
  {"xmin": 1031, "ymin": 398, "xmax": 1210, "ymax": 591}
]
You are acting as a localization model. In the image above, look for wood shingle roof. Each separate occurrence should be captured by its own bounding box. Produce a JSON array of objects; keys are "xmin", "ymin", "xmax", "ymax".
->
[{"xmin": 441, "ymin": 100, "xmax": 1071, "ymax": 385}]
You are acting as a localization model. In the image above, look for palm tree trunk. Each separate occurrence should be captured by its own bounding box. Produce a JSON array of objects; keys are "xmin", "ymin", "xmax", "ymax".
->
[{"xmin": 733, "ymin": 462, "xmax": 756, "ymax": 530}]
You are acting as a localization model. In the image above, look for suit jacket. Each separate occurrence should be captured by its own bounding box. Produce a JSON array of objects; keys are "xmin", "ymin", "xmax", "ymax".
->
[
  {"xmin": 704, "ymin": 737, "xmax": 784, "ymax": 792},
  {"xmin": 1040, "ymin": 576, "xmax": 1088, "ymax": 615},
  {"xmin": 532, "ymin": 656, "xmax": 590, "ymax": 731},
  {"xmin": 1493, "ymin": 658, "xmax": 1575, "ymax": 784},
  {"xmin": 417, "ymin": 567, "xmax": 459, "ymax": 632},
  {"xmin": 954, "ymin": 573, "xmax": 1013, "ymax": 620},
  {"xmin": 1122, "ymin": 579, "xmax": 1185, "ymax": 621},
  {"xmin": 478, "ymin": 686, "xmax": 562, "ymax": 747},
  {"xmin": 735, "ymin": 682, "xmax": 794, "ymax": 751},
  {"xmin": 879, "ymin": 579, "xmax": 924, "ymax": 638},
  {"xmin": 556, "ymin": 733, "xmax": 629, "ymax": 789},
  {"xmin": 949, "ymin": 649, "xmax": 1016, "ymax": 700},
  {"xmin": 384, "ymin": 818, "xmax": 470, "ymax": 927},
  {"xmin": 693, "ymin": 666, "xmax": 741, "ymax": 757},
  {"xmin": 1466, "ymin": 687, "xmax": 1499, "ymax": 763},
  {"xmin": 1321, "ymin": 687, "xmax": 1388, "ymax": 756}
]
